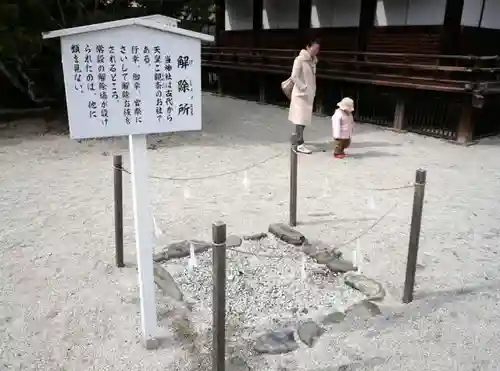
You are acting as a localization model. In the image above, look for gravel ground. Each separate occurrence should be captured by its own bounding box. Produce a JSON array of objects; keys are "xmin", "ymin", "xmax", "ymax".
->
[
  {"xmin": 167, "ymin": 236, "xmax": 364, "ymax": 331},
  {"xmin": 1, "ymin": 93, "xmax": 500, "ymax": 370}
]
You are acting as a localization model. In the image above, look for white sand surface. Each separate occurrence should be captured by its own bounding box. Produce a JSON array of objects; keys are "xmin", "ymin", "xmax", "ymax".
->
[{"xmin": 1, "ymin": 93, "xmax": 500, "ymax": 370}]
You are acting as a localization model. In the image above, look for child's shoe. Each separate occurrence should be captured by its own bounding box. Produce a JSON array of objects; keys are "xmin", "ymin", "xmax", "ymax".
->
[{"xmin": 333, "ymin": 153, "xmax": 345, "ymax": 159}]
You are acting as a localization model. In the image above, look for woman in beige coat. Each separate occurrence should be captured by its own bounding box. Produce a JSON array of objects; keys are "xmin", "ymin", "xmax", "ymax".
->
[{"xmin": 288, "ymin": 40, "xmax": 320, "ymax": 154}]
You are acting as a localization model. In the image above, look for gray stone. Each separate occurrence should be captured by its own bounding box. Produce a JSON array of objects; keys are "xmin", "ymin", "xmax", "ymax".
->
[
  {"xmin": 227, "ymin": 235, "xmax": 243, "ymax": 248},
  {"xmin": 297, "ymin": 321, "xmax": 324, "ymax": 347},
  {"xmin": 317, "ymin": 241, "xmax": 342, "ymax": 258},
  {"xmin": 153, "ymin": 263, "xmax": 184, "ymax": 301},
  {"xmin": 243, "ymin": 232, "xmax": 267, "ymax": 241},
  {"xmin": 326, "ymin": 258, "xmax": 357, "ymax": 273},
  {"xmin": 344, "ymin": 273, "xmax": 385, "ymax": 301},
  {"xmin": 322, "ymin": 311, "xmax": 346, "ymax": 325},
  {"xmin": 345, "ymin": 300, "xmax": 381, "ymax": 319},
  {"xmin": 268, "ymin": 223, "xmax": 305, "ymax": 246},
  {"xmin": 153, "ymin": 240, "xmax": 212, "ymax": 262},
  {"xmin": 153, "ymin": 251, "xmax": 167, "ymax": 262},
  {"xmin": 302, "ymin": 240, "xmax": 342, "ymax": 260},
  {"xmin": 316, "ymin": 251, "xmax": 336, "ymax": 264},
  {"xmin": 143, "ymin": 338, "xmax": 160, "ymax": 350},
  {"xmin": 302, "ymin": 244, "xmax": 319, "ymax": 259},
  {"xmin": 254, "ymin": 329, "xmax": 299, "ymax": 354},
  {"xmin": 227, "ymin": 356, "xmax": 252, "ymax": 371},
  {"xmin": 336, "ymin": 357, "xmax": 388, "ymax": 371}
]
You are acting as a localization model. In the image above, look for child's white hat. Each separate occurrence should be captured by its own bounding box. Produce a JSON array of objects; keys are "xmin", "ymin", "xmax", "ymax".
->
[{"xmin": 337, "ymin": 97, "xmax": 355, "ymax": 112}]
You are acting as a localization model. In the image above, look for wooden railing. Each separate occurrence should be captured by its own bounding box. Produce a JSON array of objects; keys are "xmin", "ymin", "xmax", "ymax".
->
[{"xmin": 202, "ymin": 47, "xmax": 500, "ymax": 93}]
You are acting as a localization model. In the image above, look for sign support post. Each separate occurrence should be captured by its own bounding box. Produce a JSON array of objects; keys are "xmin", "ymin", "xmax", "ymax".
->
[{"xmin": 129, "ymin": 134, "xmax": 158, "ymax": 348}]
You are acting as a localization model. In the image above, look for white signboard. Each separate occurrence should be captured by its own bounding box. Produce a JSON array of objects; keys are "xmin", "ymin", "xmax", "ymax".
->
[
  {"xmin": 43, "ymin": 17, "xmax": 213, "ymax": 349},
  {"xmin": 60, "ymin": 26, "xmax": 201, "ymax": 139}
]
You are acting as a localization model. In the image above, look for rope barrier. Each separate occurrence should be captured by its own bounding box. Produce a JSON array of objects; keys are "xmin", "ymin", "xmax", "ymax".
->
[
  {"xmin": 114, "ymin": 158, "xmax": 417, "ymax": 192},
  {"xmin": 113, "ymin": 150, "xmax": 284, "ymax": 181},
  {"xmin": 362, "ymin": 183, "xmax": 415, "ymax": 191},
  {"xmin": 113, "ymin": 149, "xmax": 414, "ymax": 262},
  {"xmin": 223, "ymin": 201, "xmax": 398, "ymax": 260}
]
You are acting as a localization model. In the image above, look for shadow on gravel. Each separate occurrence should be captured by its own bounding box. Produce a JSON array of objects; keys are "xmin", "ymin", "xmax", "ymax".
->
[
  {"xmin": 347, "ymin": 151, "xmax": 398, "ymax": 159},
  {"xmin": 298, "ymin": 217, "xmax": 377, "ymax": 227},
  {"xmin": 349, "ymin": 141, "xmax": 402, "ymax": 149},
  {"xmin": 413, "ymin": 280, "xmax": 500, "ymax": 301},
  {"xmin": 367, "ymin": 280, "xmax": 500, "ymax": 332},
  {"xmin": 334, "ymin": 356, "xmax": 390, "ymax": 371},
  {"xmin": 475, "ymin": 136, "xmax": 500, "ymax": 146}
]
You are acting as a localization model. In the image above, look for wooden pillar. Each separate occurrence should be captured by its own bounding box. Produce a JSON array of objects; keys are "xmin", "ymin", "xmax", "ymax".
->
[
  {"xmin": 441, "ymin": 0, "xmax": 464, "ymax": 54},
  {"xmin": 215, "ymin": 0, "xmax": 225, "ymax": 46},
  {"xmin": 258, "ymin": 75, "xmax": 266, "ymax": 103},
  {"xmin": 298, "ymin": 0, "xmax": 312, "ymax": 31},
  {"xmin": 457, "ymin": 98, "xmax": 473, "ymax": 144},
  {"xmin": 254, "ymin": 0, "xmax": 264, "ymax": 102},
  {"xmin": 393, "ymin": 99, "xmax": 405, "ymax": 131},
  {"xmin": 315, "ymin": 96, "xmax": 325, "ymax": 115},
  {"xmin": 217, "ymin": 71, "xmax": 223, "ymax": 95},
  {"xmin": 358, "ymin": 0, "xmax": 377, "ymax": 54},
  {"xmin": 253, "ymin": 0, "xmax": 263, "ymax": 47}
]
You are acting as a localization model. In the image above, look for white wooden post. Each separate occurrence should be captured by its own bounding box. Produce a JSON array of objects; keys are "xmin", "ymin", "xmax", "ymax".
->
[{"xmin": 129, "ymin": 133, "xmax": 157, "ymax": 348}]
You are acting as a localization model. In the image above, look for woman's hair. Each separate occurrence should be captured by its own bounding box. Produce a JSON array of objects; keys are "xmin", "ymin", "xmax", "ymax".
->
[{"xmin": 306, "ymin": 39, "xmax": 320, "ymax": 48}]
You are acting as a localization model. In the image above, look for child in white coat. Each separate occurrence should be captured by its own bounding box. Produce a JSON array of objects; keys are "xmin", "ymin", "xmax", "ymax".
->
[{"xmin": 332, "ymin": 97, "xmax": 355, "ymax": 159}]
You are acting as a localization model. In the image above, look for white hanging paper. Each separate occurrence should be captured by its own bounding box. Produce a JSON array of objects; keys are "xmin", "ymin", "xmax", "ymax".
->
[
  {"xmin": 188, "ymin": 242, "xmax": 197, "ymax": 270},
  {"xmin": 355, "ymin": 239, "xmax": 362, "ymax": 273},
  {"xmin": 242, "ymin": 170, "xmax": 250, "ymax": 191},
  {"xmin": 367, "ymin": 193, "xmax": 376, "ymax": 210},
  {"xmin": 301, "ymin": 254, "xmax": 307, "ymax": 283},
  {"xmin": 322, "ymin": 177, "xmax": 331, "ymax": 198},
  {"xmin": 183, "ymin": 186, "xmax": 191, "ymax": 200},
  {"xmin": 352, "ymin": 248, "xmax": 357, "ymax": 271},
  {"xmin": 336, "ymin": 299, "xmax": 345, "ymax": 314},
  {"xmin": 152, "ymin": 214, "xmax": 163, "ymax": 238}
]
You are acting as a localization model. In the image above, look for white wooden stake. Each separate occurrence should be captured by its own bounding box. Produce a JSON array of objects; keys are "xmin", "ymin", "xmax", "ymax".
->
[{"xmin": 129, "ymin": 134, "xmax": 158, "ymax": 349}]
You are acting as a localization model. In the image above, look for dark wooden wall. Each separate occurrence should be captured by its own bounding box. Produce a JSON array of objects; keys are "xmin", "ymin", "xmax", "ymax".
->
[
  {"xmin": 218, "ymin": 26, "xmax": 442, "ymax": 53},
  {"xmin": 366, "ymin": 26, "xmax": 443, "ymax": 55},
  {"xmin": 217, "ymin": 28, "xmax": 360, "ymax": 50},
  {"xmin": 217, "ymin": 26, "xmax": 500, "ymax": 57},
  {"xmin": 459, "ymin": 27, "xmax": 500, "ymax": 55},
  {"xmin": 216, "ymin": 0, "xmax": 500, "ymax": 57},
  {"xmin": 218, "ymin": 30, "xmax": 256, "ymax": 47},
  {"xmin": 309, "ymin": 28, "xmax": 359, "ymax": 51}
]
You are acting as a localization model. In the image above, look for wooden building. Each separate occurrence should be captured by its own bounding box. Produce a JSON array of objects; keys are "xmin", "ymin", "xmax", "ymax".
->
[{"xmin": 202, "ymin": 0, "xmax": 500, "ymax": 143}]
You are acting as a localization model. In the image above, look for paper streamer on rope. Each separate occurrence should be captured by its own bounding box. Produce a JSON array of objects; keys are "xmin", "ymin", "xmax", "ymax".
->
[
  {"xmin": 335, "ymin": 296, "xmax": 346, "ymax": 313},
  {"xmin": 183, "ymin": 186, "xmax": 191, "ymax": 200},
  {"xmin": 353, "ymin": 239, "xmax": 362, "ymax": 273},
  {"xmin": 367, "ymin": 193, "xmax": 376, "ymax": 210},
  {"xmin": 301, "ymin": 254, "xmax": 307, "ymax": 283},
  {"xmin": 242, "ymin": 170, "xmax": 250, "ymax": 191},
  {"xmin": 188, "ymin": 242, "xmax": 197, "ymax": 270},
  {"xmin": 351, "ymin": 248, "xmax": 357, "ymax": 272},
  {"xmin": 321, "ymin": 177, "xmax": 331, "ymax": 198},
  {"xmin": 152, "ymin": 214, "xmax": 163, "ymax": 239}
]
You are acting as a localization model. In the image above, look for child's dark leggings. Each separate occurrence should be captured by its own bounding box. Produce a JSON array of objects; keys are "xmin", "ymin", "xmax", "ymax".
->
[{"xmin": 334, "ymin": 138, "xmax": 351, "ymax": 155}]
